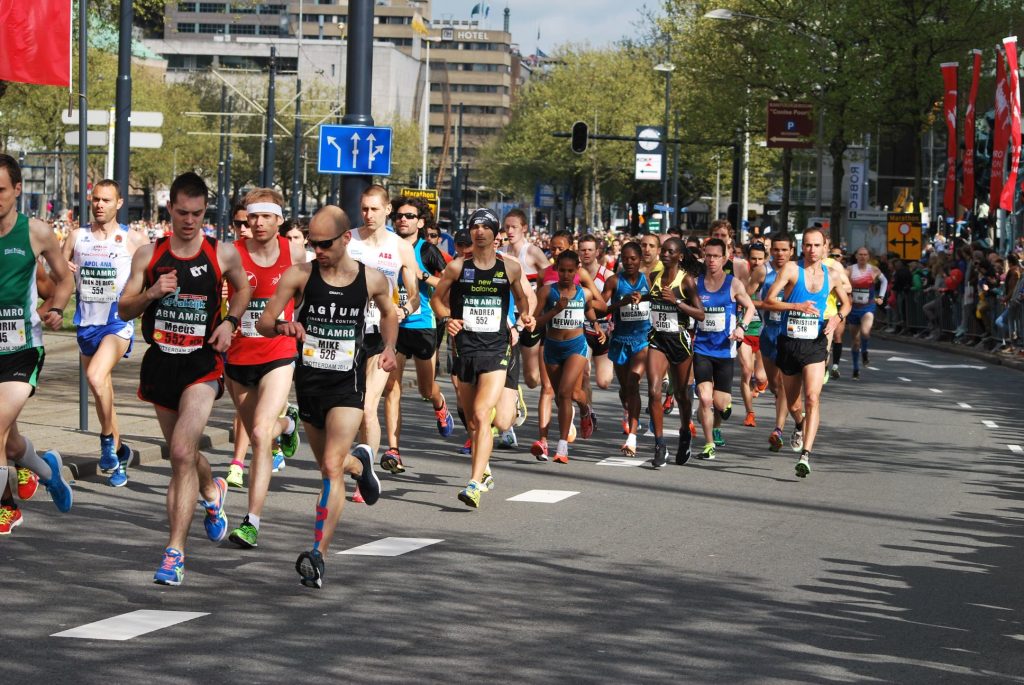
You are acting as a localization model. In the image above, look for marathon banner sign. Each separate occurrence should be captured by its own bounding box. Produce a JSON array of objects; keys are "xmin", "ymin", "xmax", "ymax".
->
[
  {"xmin": 1000, "ymin": 36, "xmax": 1022, "ymax": 212},
  {"xmin": 0, "ymin": 0, "xmax": 72, "ymax": 87},
  {"xmin": 940, "ymin": 62, "xmax": 958, "ymax": 215},
  {"xmin": 991, "ymin": 47, "xmax": 1010, "ymax": 210},
  {"xmin": 960, "ymin": 50, "xmax": 982, "ymax": 211}
]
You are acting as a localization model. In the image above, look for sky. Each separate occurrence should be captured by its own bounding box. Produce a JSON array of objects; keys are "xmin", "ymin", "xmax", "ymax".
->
[{"xmin": 428, "ymin": 0, "xmax": 650, "ymax": 54}]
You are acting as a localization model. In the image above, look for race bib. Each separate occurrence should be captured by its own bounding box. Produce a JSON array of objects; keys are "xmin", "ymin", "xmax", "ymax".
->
[
  {"xmin": 0, "ymin": 313, "xmax": 27, "ymax": 352},
  {"xmin": 786, "ymin": 311, "xmax": 820, "ymax": 339},
  {"xmin": 301, "ymin": 323, "xmax": 356, "ymax": 371},
  {"xmin": 398, "ymin": 289, "xmax": 409, "ymax": 308},
  {"xmin": 698, "ymin": 307, "xmax": 727, "ymax": 333},
  {"xmin": 619, "ymin": 300, "xmax": 650, "ymax": 322},
  {"xmin": 365, "ymin": 299, "xmax": 381, "ymax": 327},
  {"xmin": 241, "ymin": 298, "xmax": 269, "ymax": 338},
  {"xmin": 463, "ymin": 295, "xmax": 502, "ymax": 333},
  {"xmin": 768, "ymin": 310, "xmax": 783, "ymax": 323},
  {"xmin": 552, "ymin": 300, "xmax": 585, "ymax": 330},
  {"xmin": 651, "ymin": 301, "xmax": 678, "ymax": 333},
  {"xmin": 79, "ymin": 265, "xmax": 118, "ymax": 303},
  {"xmin": 152, "ymin": 292, "xmax": 209, "ymax": 354},
  {"xmin": 853, "ymin": 288, "xmax": 870, "ymax": 305}
]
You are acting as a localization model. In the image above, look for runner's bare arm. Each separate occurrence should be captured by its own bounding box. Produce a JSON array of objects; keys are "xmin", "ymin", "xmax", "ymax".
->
[
  {"xmin": 210, "ymin": 242, "xmax": 251, "ymax": 352},
  {"xmin": 117, "ymin": 243, "xmax": 164, "ymax": 321},
  {"xmin": 368, "ymin": 267, "xmax": 398, "ymax": 372},
  {"xmin": 61, "ymin": 227, "xmax": 79, "ymax": 272},
  {"xmin": 127, "ymin": 227, "xmax": 150, "ymax": 254},
  {"xmin": 429, "ymin": 258, "xmax": 462, "ymax": 321},
  {"xmin": 257, "ymin": 262, "xmax": 310, "ymax": 340},
  {"xmin": 289, "ymin": 239, "xmax": 307, "ymax": 265},
  {"xmin": 678, "ymin": 274, "xmax": 705, "ymax": 322},
  {"xmin": 397, "ymin": 238, "xmax": 420, "ymax": 316},
  {"xmin": 532, "ymin": 283, "xmax": 561, "ymax": 329},
  {"xmin": 31, "ymin": 219, "xmax": 74, "ymax": 328},
  {"xmin": 733, "ymin": 277, "xmax": 756, "ymax": 329},
  {"xmin": 506, "ymin": 258, "xmax": 534, "ymax": 329},
  {"xmin": 762, "ymin": 263, "xmax": 803, "ymax": 312},
  {"xmin": 576, "ymin": 267, "xmax": 606, "ymax": 315}
]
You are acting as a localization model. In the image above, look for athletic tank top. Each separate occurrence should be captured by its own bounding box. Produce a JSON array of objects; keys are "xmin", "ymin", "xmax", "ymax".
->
[
  {"xmin": 398, "ymin": 238, "xmax": 435, "ymax": 330},
  {"xmin": 612, "ymin": 273, "xmax": 651, "ymax": 337},
  {"xmin": 761, "ymin": 264, "xmax": 784, "ymax": 330},
  {"xmin": 143, "ymin": 236, "xmax": 222, "ymax": 356},
  {"xmin": 450, "ymin": 255, "xmax": 512, "ymax": 356},
  {"xmin": 849, "ymin": 263, "xmax": 876, "ymax": 309},
  {"xmin": 227, "ymin": 235, "xmax": 295, "ymax": 365},
  {"xmin": 515, "ymin": 243, "xmax": 539, "ymax": 283},
  {"xmin": 649, "ymin": 269, "xmax": 689, "ymax": 336},
  {"xmin": 347, "ymin": 229, "xmax": 402, "ymax": 332},
  {"xmin": 72, "ymin": 223, "xmax": 132, "ymax": 327},
  {"xmin": 295, "ymin": 262, "xmax": 368, "ymax": 391},
  {"xmin": 541, "ymin": 264, "xmax": 581, "ymax": 286},
  {"xmin": 695, "ymin": 274, "xmax": 737, "ymax": 358},
  {"xmin": 783, "ymin": 264, "xmax": 830, "ymax": 340},
  {"xmin": 0, "ymin": 214, "xmax": 43, "ymax": 354},
  {"xmin": 546, "ymin": 284, "xmax": 586, "ymax": 332},
  {"xmin": 590, "ymin": 264, "xmax": 614, "ymax": 292}
]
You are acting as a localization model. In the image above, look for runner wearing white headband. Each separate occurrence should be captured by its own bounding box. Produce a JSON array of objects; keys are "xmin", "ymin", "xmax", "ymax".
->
[{"xmin": 246, "ymin": 202, "xmax": 284, "ymax": 217}]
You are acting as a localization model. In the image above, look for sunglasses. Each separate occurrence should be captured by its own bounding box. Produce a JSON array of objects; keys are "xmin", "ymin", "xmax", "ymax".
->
[
  {"xmin": 309, "ymin": 232, "xmax": 345, "ymax": 250},
  {"xmin": 394, "ymin": 212, "xmax": 419, "ymax": 220},
  {"xmin": 426, "ymin": 232, "xmax": 440, "ymax": 239},
  {"xmin": 232, "ymin": 219, "xmax": 248, "ymax": 227}
]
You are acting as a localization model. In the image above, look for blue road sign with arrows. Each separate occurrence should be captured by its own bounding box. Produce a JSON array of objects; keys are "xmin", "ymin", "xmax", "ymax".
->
[{"xmin": 317, "ymin": 124, "xmax": 393, "ymax": 176}]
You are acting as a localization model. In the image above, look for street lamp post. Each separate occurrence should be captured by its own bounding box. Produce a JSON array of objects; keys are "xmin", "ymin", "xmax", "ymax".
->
[
  {"xmin": 654, "ymin": 56, "xmax": 675, "ymax": 232},
  {"xmin": 420, "ymin": 35, "xmax": 441, "ymax": 190}
]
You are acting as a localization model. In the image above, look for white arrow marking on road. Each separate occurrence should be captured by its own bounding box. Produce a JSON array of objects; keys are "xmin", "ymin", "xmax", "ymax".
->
[
  {"xmin": 867, "ymin": 366, "xmax": 880, "ymax": 371},
  {"xmin": 1008, "ymin": 444, "xmax": 1023, "ymax": 454},
  {"xmin": 596, "ymin": 457, "xmax": 646, "ymax": 467},
  {"xmin": 958, "ymin": 402, "xmax": 972, "ymax": 409},
  {"xmin": 983, "ymin": 420, "xmax": 999, "ymax": 428},
  {"xmin": 887, "ymin": 356, "xmax": 985, "ymax": 370},
  {"xmin": 337, "ymin": 537, "xmax": 442, "ymax": 557},
  {"xmin": 899, "ymin": 377, "xmax": 912, "ymax": 382},
  {"xmin": 52, "ymin": 610, "xmax": 208, "ymax": 640},
  {"xmin": 350, "ymin": 132, "xmax": 361, "ymax": 164},
  {"xmin": 929, "ymin": 388, "xmax": 943, "ymax": 394},
  {"xmin": 327, "ymin": 136, "xmax": 342, "ymax": 168},
  {"xmin": 507, "ymin": 490, "xmax": 578, "ymax": 503}
]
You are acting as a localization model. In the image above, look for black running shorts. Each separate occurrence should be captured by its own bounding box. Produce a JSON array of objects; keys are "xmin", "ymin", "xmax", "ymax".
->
[
  {"xmin": 454, "ymin": 349, "xmax": 510, "ymax": 385},
  {"xmin": 396, "ymin": 327, "xmax": 437, "ymax": 361},
  {"xmin": 0, "ymin": 347, "xmax": 44, "ymax": 395},
  {"xmin": 138, "ymin": 347, "xmax": 224, "ymax": 412},
  {"xmin": 224, "ymin": 357, "xmax": 296, "ymax": 388},
  {"xmin": 775, "ymin": 333, "xmax": 829, "ymax": 377},
  {"xmin": 693, "ymin": 353, "xmax": 734, "ymax": 393}
]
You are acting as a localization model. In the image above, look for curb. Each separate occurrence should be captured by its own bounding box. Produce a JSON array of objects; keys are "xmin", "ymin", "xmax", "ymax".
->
[{"xmin": 875, "ymin": 331, "xmax": 1024, "ymax": 373}]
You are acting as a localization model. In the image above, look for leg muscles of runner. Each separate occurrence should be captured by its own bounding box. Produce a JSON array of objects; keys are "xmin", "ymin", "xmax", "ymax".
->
[
  {"xmin": 646, "ymin": 349, "xmax": 669, "ymax": 438},
  {"xmin": 245, "ymin": 364, "xmax": 294, "ymax": 518},
  {"xmin": 594, "ymin": 352, "xmax": 613, "ymax": 390},
  {"xmin": 360, "ymin": 356, "xmax": 390, "ymax": 454},
  {"xmin": 383, "ymin": 354, "xmax": 407, "ymax": 450},
  {"xmin": 461, "ymin": 372, "xmax": 506, "ymax": 483},
  {"xmin": 670, "ymin": 356, "xmax": 695, "ymax": 431},
  {"xmin": 303, "ymin": 405, "xmax": 362, "ymax": 554},
  {"xmin": 536, "ymin": 357, "xmax": 554, "ymax": 443},
  {"xmin": 521, "ymin": 343, "xmax": 542, "ymax": 388},
  {"xmin": 798, "ymin": 361, "xmax": 826, "ymax": 451},
  {"xmin": 696, "ymin": 380, "xmax": 716, "ymax": 444},
  {"xmin": 738, "ymin": 343, "xmax": 755, "ymax": 414},
  {"xmin": 82, "ymin": 334, "xmax": 131, "ymax": 441}
]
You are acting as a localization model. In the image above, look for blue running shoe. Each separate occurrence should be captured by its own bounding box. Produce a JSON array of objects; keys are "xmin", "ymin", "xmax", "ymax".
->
[
  {"xmin": 435, "ymin": 402, "xmax": 455, "ymax": 437},
  {"xmin": 459, "ymin": 438, "xmax": 472, "ymax": 455},
  {"xmin": 108, "ymin": 443, "xmax": 133, "ymax": 488},
  {"xmin": 154, "ymin": 547, "xmax": 184, "ymax": 586},
  {"xmin": 351, "ymin": 444, "xmax": 381, "ymax": 505},
  {"xmin": 296, "ymin": 549, "xmax": 325, "ymax": 588},
  {"xmin": 203, "ymin": 477, "xmax": 228, "ymax": 542},
  {"xmin": 99, "ymin": 434, "xmax": 118, "ymax": 473},
  {"xmin": 41, "ymin": 451, "xmax": 73, "ymax": 513},
  {"xmin": 271, "ymin": 447, "xmax": 286, "ymax": 473}
]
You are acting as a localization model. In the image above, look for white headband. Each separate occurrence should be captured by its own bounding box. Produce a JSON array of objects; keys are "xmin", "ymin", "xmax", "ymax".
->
[{"xmin": 246, "ymin": 202, "xmax": 283, "ymax": 217}]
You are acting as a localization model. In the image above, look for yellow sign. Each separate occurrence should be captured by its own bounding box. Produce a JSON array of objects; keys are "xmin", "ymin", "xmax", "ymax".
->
[
  {"xmin": 886, "ymin": 212, "xmax": 923, "ymax": 260},
  {"xmin": 398, "ymin": 188, "xmax": 439, "ymax": 225}
]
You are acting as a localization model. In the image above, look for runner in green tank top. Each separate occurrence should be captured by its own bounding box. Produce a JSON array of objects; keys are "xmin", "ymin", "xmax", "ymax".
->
[
  {"xmin": 737, "ymin": 242, "xmax": 769, "ymax": 428},
  {"xmin": 0, "ymin": 153, "xmax": 75, "ymax": 535}
]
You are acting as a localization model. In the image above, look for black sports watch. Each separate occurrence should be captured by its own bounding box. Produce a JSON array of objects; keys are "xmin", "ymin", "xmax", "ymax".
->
[
  {"xmin": 836, "ymin": 312, "xmax": 845, "ymax": 322},
  {"xmin": 224, "ymin": 315, "xmax": 240, "ymax": 331}
]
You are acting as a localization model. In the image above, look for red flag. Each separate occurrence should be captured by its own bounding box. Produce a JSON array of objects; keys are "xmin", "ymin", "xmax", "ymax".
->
[
  {"xmin": 960, "ymin": 50, "xmax": 982, "ymax": 210},
  {"xmin": 941, "ymin": 62, "xmax": 958, "ymax": 215},
  {"xmin": 0, "ymin": 0, "xmax": 72, "ymax": 87},
  {"xmin": 1001, "ymin": 36, "xmax": 1021, "ymax": 211},
  {"xmin": 991, "ymin": 47, "xmax": 1010, "ymax": 209}
]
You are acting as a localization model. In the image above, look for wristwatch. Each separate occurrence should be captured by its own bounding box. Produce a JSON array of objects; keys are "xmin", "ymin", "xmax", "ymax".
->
[
  {"xmin": 224, "ymin": 315, "xmax": 240, "ymax": 331},
  {"xmin": 400, "ymin": 305, "xmax": 411, "ymax": 317},
  {"xmin": 737, "ymin": 322, "xmax": 748, "ymax": 331},
  {"xmin": 837, "ymin": 312, "xmax": 845, "ymax": 321},
  {"xmin": 47, "ymin": 307, "xmax": 63, "ymax": 317}
]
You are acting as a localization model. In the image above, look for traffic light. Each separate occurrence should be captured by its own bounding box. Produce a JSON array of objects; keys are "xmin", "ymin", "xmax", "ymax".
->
[{"xmin": 570, "ymin": 121, "xmax": 589, "ymax": 154}]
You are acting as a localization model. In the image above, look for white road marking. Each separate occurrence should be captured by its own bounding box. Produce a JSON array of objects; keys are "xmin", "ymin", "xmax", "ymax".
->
[
  {"xmin": 929, "ymin": 388, "xmax": 943, "ymax": 394},
  {"xmin": 662, "ymin": 428, "xmax": 680, "ymax": 437},
  {"xmin": 886, "ymin": 356, "xmax": 986, "ymax": 370},
  {"xmin": 983, "ymin": 420, "xmax": 999, "ymax": 428},
  {"xmin": 337, "ymin": 537, "xmax": 443, "ymax": 557},
  {"xmin": 507, "ymin": 490, "xmax": 579, "ymax": 503},
  {"xmin": 899, "ymin": 377, "xmax": 912, "ymax": 382},
  {"xmin": 52, "ymin": 610, "xmax": 208, "ymax": 641},
  {"xmin": 958, "ymin": 402, "xmax": 972, "ymax": 409},
  {"xmin": 1008, "ymin": 445, "xmax": 1023, "ymax": 454},
  {"xmin": 867, "ymin": 366, "xmax": 880, "ymax": 371},
  {"xmin": 596, "ymin": 457, "xmax": 646, "ymax": 467}
]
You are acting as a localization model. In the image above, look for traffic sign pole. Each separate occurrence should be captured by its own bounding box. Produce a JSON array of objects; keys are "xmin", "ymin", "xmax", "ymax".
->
[
  {"xmin": 341, "ymin": 0, "xmax": 375, "ymax": 226},
  {"xmin": 114, "ymin": 0, "xmax": 132, "ymax": 224}
]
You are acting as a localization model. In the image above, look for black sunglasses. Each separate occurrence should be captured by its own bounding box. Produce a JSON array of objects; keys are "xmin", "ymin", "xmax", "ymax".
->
[
  {"xmin": 426, "ymin": 232, "xmax": 440, "ymax": 238},
  {"xmin": 309, "ymin": 232, "xmax": 346, "ymax": 250},
  {"xmin": 232, "ymin": 219, "xmax": 247, "ymax": 227},
  {"xmin": 394, "ymin": 212, "xmax": 419, "ymax": 220}
]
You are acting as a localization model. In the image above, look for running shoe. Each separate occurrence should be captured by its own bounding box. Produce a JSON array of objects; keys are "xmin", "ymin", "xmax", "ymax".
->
[
  {"xmin": 620, "ymin": 436, "xmax": 637, "ymax": 458},
  {"xmin": 280, "ymin": 404, "xmax": 301, "ymax": 458},
  {"xmin": 108, "ymin": 442, "xmax": 133, "ymax": 488},
  {"xmin": 662, "ymin": 392, "xmax": 675, "ymax": 416},
  {"xmin": 829, "ymin": 364, "xmax": 840, "ymax": 381},
  {"xmin": 352, "ymin": 444, "xmax": 381, "ymax": 505},
  {"xmin": 719, "ymin": 404, "xmax": 733, "ymax": 421},
  {"xmin": 861, "ymin": 350, "xmax": 869, "ymax": 364},
  {"xmin": 652, "ymin": 443, "xmax": 668, "ymax": 469},
  {"xmin": 460, "ymin": 438, "xmax": 473, "ymax": 455},
  {"xmin": 852, "ymin": 370, "xmax": 860, "ymax": 380},
  {"xmin": 743, "ymin": 412, "xmax": 756, "ymax": 427},
  {"xmin": 568, "ymin": 406, "xmax": 577, "ymax": 443},
  {"xmin": 226, "ymin": 463, "xmax": 245, "ymax": 489},
  {"xmin": 435, "ymin": 401, "xmax": 455, "ymax": 437},
  {"xmin": 580, "ymin": 406, "xmax": 596, "ymax": 440},
  {"xmin": 0, "ymin": 505, "xmax": 22, "ymax": 535},
  {"xmin": 689, "ymin": 421, "xmax": 697, "ymax": 437},
  {"xmin": 153, "ymin": 547, "xmax": 185, "ymax": 586},
  {"xmin": 531, "ymin": 439, "xmax": 549, "ymax": 461},
  {"xmin": 40, "ymin": 451, "xmax": 73, "ymax": 513},
  {"xmin": 480, "ymin": 467, "xmax": 495, "ymax": 493},
  {"xmin": 499, "ymin": 428, "xmax": 518, "ymax": 449},
  {"xmin": 380, "ymin": 447, "xmax": 405, "ymax": 474},
  {"xmin": 229, "ymin": 516, "xmax": 259, "ymax": 548},
  {"xmin": 296, "ymin": 549, "xmax": 325, "ymax": 588},
  {"xmin": 352, "ymin": 485, "xmax": 365, "ymax": 504},
  {"xmin": 676, "ymin": 432, "xmax": 692, "ymax": 465},
  {"xmin": 272, "ymin": 447, "xmax": 286, "ymax": 473},
  {"xmin": 203, "ymin": 477, "xmax": 229, "ymax": 542},
  {"xmin": 514, "ymin": 385, "xmax": 528, "ymax": 427},
  {"xmin": 458, "ymin": 480, "xmax": 482, "ymax": 508},
  {"xmin": 16, "ymin": 467, "xmax": 38, "ymax": 500},
  {"xmin": 795, "ymin": 455, "xmax": 811, "ymax": 478},
  {"xmin": 768, "ymin": 429, "xmax": 784, "ymax": 452},
  {"xmin": 755, "ymin": 380, "xmax": 769, "ymax": 394},
  {"xmin": 822, "ymin": 368, "xmax": 830, "ymax": 385},
  {"xmin": 790, "ymin": 428, "xmax": 804, "ymax": 452},
  {"xmin": 99, "ymin": 434, "xmax": 118, "ymax": 473},
  {"xmin": 553, "ymin": 450, "xmax": 569, "ymax": 464},
  {"xmin": 699, "ymin": 443, "xmax": 717, "ymax": 460},
  {"xmin": 712, "ymin": 428, "xmax": 725, "ymax": 447}
]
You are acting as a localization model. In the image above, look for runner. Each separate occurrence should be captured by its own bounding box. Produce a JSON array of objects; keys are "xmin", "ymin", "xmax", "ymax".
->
[
  {"xmin": 431, "ymin": 209, "xmax": 532, "ymax": 508},
  {"xmin": 601, "ymin": 242, "xmax": 650, "ymax": 457},
  {"xmin": 646, "ymin": 238, "xmax": 704, "ymax": 467},
  {"xmin": 846, "ymin": 247, "xmax": 887, "ymax": 379},
  {"xmin": 533, "ymin": 250, "xmax": 604, "ymax": 463},
  {"xmin": 221, "ymin": 188, "xmax": 306, "ymax": 549},
  {"xmin": 578, "ymin": 234, "xmax": 614, "ymax": 393},
  {"xmin": 738, "ymin": 242, "xmax": 769, "ymax": 427},
  {"xmin": 118, "ymin": 172, "xmax": 251, "ymax": 585},
  {"xmin": 763, "ymin": 227, "xmax": 852, "ymax": 478},
  {"xmin": 257, "ymin": 205, "xmax": 395, "ymax": 588},
  {"xmin": 61, "ymin": 179, "xmax": 148, "ymax": 487},
  {"xmin": 0, "ymin": 153, "xmax": 75, "ymax": 535},
  {"xmin": 381, "ymin": 196, "xmax": 453, "ymax": 474},
  {"xmin": 500, "ymin": 209, "xmax": 548, "ymax": 389},
  {"xmin": 692, "ymin": 238, "xmax": 756, "ymax": 460},
  {"xmin": 347, "ymin": 185, "xmax": 422, "ymax": 459}
]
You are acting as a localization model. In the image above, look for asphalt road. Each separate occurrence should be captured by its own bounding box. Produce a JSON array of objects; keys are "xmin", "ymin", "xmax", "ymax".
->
[{"xmin": 3, "ymin": 338, "xmax": 1022, "ymax": 684}]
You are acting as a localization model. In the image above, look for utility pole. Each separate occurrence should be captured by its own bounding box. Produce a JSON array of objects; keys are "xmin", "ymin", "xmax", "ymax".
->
[
  {"xmin": 216, "ymin": 84, "xmax": 227, "ymax": 238},
  {"xmin": 78, "ymin": 0, "xmax": 90, "ymax": 431},
  {"xmin": 262, "ymin": 46, "xmax": 277, "ymax": 188},
  {"xmin": 340, "ymin": 0, "xmax": 375, "ymax": 225},
  {"xmin": 671, "ymin": 112, "xmax": 680, "ymax": 230},
  {"xmin": 114, "ymin": 0, "xmax": 132, "ymax": 223},
  {"xmin": 223, "ymin": 96, "xmax": 234, "ymax": 237},
  {"xmin": 292, "ymin": 78, "xmax": 302, "ymax": 219}
]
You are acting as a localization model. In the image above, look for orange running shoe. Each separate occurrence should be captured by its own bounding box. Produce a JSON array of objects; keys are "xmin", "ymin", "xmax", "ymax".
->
[
  {"xmin": 744, "ymin": 412, "xmax": 756, "ymax": 427},
  {"xmin": 689, "ymin": 421, "xmax": 697, "ymax": 437},
  {"xmin": 17, "ymin": 467, "xmax": 38, "ymax": 500}
]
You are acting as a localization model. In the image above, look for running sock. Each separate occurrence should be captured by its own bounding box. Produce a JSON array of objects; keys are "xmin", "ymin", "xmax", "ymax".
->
[
  {"xmin": 313, "ymin": 479, "xmax": 330, "ymax": 552},
  {"xmin": 624, "ymin": 433, "xmax": 637, "ymax": 450},
  {"xmin": 283, "ymin": 415, "xmax": 296, "ymax": 435},
  {"xmin": 432, "ymin": 397, "xmax": 445, "ymax": 411},
  {"xmin": 655, "ymin": 435, "xmax": 666, "ymax": 447},
  {"xmin": 16, "ymin": 438, "xmax": 52, "ymax": 482},
  {"xmin": 852, "ymin": 349, "xmax": 861, "ymax": 372},
  {"xmin": 0, "ymin": 466, "xmax": 10, "ymax": 499},
  {"xmin": 861, "ymin": 338, "xmax": 870, "ymax": 355},
  {"xmin": 246, "ymin": 513, "xmax": 261, "ymax": 530},
  {"xmin": 230, "ymin": 459, "xmax": 245, "ymax": 468},
  {"xmin": 800, "ymin": 449, "xmax": 811, "ymax": 458},
  {"xmin": 556, "ymin": 439, "xmax": 569, "ymax": 456},
  {"xmin": 795, "ymin": 419, "xmax": 804, "ymax": 431},
  {"xmin": 117, "ymin": 442, "xmax": 132, "ymax": 460},
  {"xmin": 832, "ymin": 342, "xmax": 843, "ymax": 365}
]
